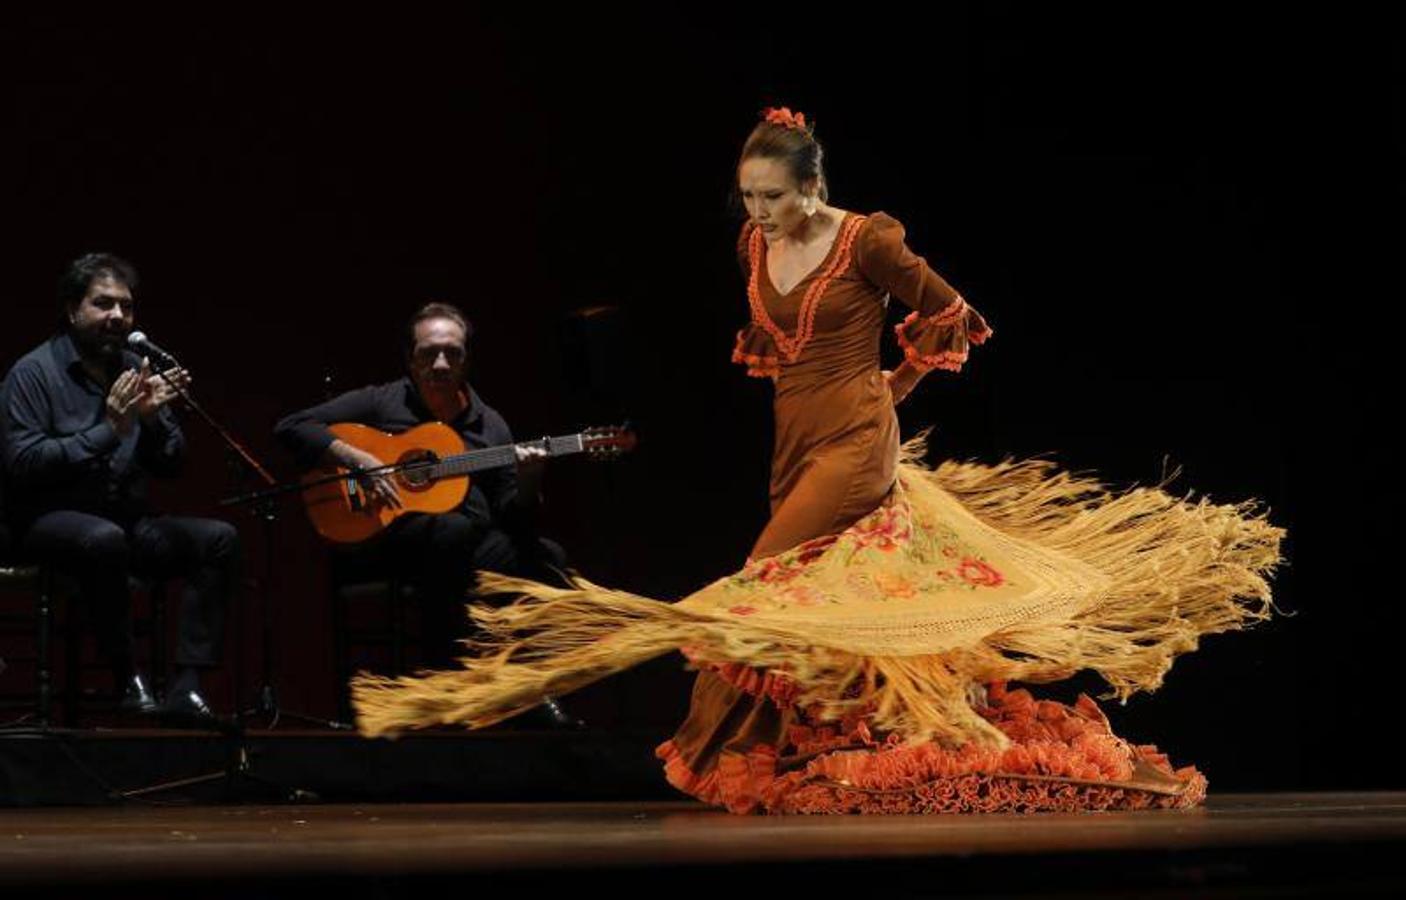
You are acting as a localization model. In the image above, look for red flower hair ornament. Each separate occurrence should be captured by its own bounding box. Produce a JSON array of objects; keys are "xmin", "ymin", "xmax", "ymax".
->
[{"xmin": 763, "ymin": 107, "xmax": 808, "ymax": 131}]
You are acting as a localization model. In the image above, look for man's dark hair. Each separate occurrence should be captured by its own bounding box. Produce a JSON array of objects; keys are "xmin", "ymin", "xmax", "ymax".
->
[
  {"xmin": 57, "ymin": 253, "xmax": 139, "ymax": 323},
  {"xmin": 406, "ymin": 302, "xmax": 474, "ymax": 354}
]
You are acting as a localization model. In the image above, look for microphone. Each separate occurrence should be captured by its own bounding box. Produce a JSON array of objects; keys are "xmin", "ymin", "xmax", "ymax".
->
[{"xmin": 127, "ymin": 331, "xmax": 179, "ymax": 368}]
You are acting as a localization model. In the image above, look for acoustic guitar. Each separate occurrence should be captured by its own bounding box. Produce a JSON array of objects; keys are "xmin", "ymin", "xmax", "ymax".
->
[{"xmin": 301, "ymin": 421, "xmax": 635, "ymax": 543}]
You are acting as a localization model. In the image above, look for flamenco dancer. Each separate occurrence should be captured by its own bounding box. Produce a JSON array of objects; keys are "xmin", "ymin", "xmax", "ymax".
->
[{"xmin": 353, "ymin": 107, "xmax": 1283, "ymax": 815}]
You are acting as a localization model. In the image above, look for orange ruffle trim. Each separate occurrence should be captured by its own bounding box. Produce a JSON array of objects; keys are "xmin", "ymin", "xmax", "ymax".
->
[
  {"xmin": 894, "ymin": 298, "xmax": 994, "ymax": 374},
  {"xmin": 731, "ymin": 325, "xmax": 780, "ymax": 378},
  {"xmin": 656, "ymin": 680, "xmax": 1206, "ymax": 814},
  {"xmin": 658, "ymin": 739, "xmax": 783, "ymax": 815},
  {"xmin": 680, "ymin": 649, "xmax": 802, "ymax": 708}
]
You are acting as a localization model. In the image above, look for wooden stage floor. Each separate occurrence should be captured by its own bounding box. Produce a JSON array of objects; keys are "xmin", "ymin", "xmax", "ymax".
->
[{"xmin": 3, "ymin": 792, "xmax": 1405, "ymax": 896}]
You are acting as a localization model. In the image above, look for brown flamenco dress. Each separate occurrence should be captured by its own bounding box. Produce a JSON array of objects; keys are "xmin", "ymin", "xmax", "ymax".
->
[{"xmin": 353, "ymin": 213, "xmax": 1282, "ymax": 815}]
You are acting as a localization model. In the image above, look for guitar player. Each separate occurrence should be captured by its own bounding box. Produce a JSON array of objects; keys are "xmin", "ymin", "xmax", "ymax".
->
[{"xmin": 274, "ymin": 301, "xmax": 582, "ymax": 728}]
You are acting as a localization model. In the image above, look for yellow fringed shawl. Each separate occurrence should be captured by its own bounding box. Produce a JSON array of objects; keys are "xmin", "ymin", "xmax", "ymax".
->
[{"xmin": 352, "ymin": 441, "xmax": 1282, "ymax": 747}]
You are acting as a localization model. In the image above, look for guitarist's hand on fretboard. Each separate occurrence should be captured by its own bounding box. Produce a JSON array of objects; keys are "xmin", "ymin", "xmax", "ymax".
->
[
  {"xmin": 329, "ymin": 439, "xmax": 403, "ymax": 509},
  {"xmin": 514, "ymin": 441, "xmax": 549, "ymax": 502}
]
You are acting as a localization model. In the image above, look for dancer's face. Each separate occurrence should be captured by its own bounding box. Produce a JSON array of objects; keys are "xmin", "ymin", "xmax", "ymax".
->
[{"xmin": 739, "ymin": 156, "xmax": 817, "ymax": 244}]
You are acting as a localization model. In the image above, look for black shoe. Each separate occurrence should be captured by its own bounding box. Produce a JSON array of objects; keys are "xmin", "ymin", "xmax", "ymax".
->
[
  {"xmin": 533, "ymin": 696, "xmax": 586, "ymax": 730},
  {"xmin": 119, "ymin": 674, "xmax": 158, "ymax": 714},
  {"xmin": 161, "ymin": 688, "xmax": 217, "ymax": 724}
]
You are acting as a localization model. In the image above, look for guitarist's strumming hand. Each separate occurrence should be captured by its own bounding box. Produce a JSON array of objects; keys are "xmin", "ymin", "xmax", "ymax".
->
[{"xmin": 328, "ymin": 439, "xmax": 404, "ymax": 509}]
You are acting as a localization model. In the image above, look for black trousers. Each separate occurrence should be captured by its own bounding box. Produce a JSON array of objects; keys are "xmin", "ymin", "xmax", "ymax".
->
[
  {"xmin": 339, "ymin": 512, "xmax": 566, "ymax": 668},
  {"xmin": 22, "ymin": 510, "xmax": 240, "ymax": 672}
]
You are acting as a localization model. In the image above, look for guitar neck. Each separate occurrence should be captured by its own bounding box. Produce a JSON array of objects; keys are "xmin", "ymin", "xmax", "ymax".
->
[{"xmin": 427, "ymin": 434, "xmax": 587, "ymax": 480}]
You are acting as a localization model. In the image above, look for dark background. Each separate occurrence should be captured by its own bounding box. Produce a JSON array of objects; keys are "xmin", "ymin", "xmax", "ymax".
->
[{"xmin": 2, "ymin": 8, "xmax": 1396, "ymax": 790}]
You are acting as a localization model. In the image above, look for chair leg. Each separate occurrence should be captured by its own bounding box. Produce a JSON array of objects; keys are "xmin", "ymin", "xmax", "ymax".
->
[
  {"xmin": 57, "ymin": 593, "xmax": 79, "ymax": 725},
  {"xmin": 36, "ymin": 569, "xmax": 52, "ymax": 727},
  {"xmin": 63, "ymin": 596, "xmax": 81, "ymax": 727}
]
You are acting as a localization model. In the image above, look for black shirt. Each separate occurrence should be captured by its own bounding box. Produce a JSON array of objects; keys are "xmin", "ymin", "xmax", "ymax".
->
[
  {"xmin": 0, "ymin": 332, "xmax": 184, "ymax": 526},
  {"xmin": 273, "ymin": 377, "xmax": 527, "ymax": 530}
]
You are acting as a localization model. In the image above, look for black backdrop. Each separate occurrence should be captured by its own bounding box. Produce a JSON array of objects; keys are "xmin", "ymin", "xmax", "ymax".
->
[{"xmin": 3, "ymin": 8, "xmax": 1396, "ymax": 791}]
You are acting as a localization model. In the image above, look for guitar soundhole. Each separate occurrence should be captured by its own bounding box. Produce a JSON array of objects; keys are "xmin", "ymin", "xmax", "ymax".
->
[{"xmin": 397, "ymin": 449, "xmax": 439, "ymax": 490}]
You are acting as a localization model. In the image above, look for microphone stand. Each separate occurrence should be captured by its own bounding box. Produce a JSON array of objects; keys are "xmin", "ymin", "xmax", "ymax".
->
[
  {"xmin": 150, "ymin": 357, "xmax": 349, "ymax": 732},
  {"xmin": 107, "ymin": 354, "xmax": 337, "ymax": 804}
]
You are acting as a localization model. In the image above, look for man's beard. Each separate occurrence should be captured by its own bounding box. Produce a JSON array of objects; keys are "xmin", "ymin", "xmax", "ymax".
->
[{"xmin": 74, "ymin": 325, "xmax": 127, "ymax": 360}]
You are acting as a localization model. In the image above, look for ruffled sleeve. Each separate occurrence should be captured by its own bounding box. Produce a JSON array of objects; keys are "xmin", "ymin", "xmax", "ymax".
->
[
  {"xmin": 732, "ymin": 323, "xmax": 780, "ymax": 378},
  {"xmin": 853, "ymin": 212, "xmax": 992, "ymax": 373},
  {"xmin": 730, "ymin": 221, "xmax": 781, "ymax": 378}
]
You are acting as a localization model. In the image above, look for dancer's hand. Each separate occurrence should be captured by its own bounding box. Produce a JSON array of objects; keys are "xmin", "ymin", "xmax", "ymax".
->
[{"xmin": 884, "ymin": 365, "xmax": 922, "ymax": 406}]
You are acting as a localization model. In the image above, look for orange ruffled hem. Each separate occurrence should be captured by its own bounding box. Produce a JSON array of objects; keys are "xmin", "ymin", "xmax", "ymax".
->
[
  {"xmin": 655, "ymin": 681, "xmax": 1207, "ymax": 814},
  {"xmin": 894, "ymin": 300, "xmax": 993, "ymax": 374},
  {"xmin": 775, "ymin": 769, "xmax": 1203, "ymax": 815},
  {"xmin": 658, "ymin": 739, "xmax": 724, "ymax": 807}
]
